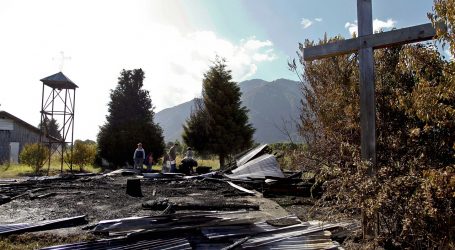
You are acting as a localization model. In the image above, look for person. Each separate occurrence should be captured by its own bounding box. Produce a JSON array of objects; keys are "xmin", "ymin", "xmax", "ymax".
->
[
  {"xmin": 185, "ymin": 147, "xmax": 194, "ymax": 159},
  {"xmin": 145, "ymin": 152, "xmax": 154, "ymax": 172},
  {"xmin": 162, "ymin": 152, "xmax": 169, "ymax": 173},
  {"xmin": 168, "ymin": 142, "xmax": 178, "ymax": 173},
  {"xmin": 180, "ymin": 157, "xmax": 198, "ymax": 175},
  {"xmin": 133, "ymin": 143, "xmax": 145, "ymax": 170}
]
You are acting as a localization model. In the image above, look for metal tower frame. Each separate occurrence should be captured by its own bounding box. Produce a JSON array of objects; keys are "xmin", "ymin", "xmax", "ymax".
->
[{"xmin": 39, "ymin": 72, "xmax": 78, "ymax": 173}]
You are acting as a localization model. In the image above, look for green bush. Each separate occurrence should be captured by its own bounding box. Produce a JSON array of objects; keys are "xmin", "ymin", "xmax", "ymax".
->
[
  {"xmin": 65, "ymin": 140, "xmax": 97, "ymax": 172},
  {"xmin": 19, "ymin": 143, "xmax": 49, "ymax": 174}
]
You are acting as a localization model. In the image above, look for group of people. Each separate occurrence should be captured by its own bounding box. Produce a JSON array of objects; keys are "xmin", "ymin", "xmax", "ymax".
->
[{"xmin": 132, "ymin": 142, "xmax": 196, "ymax": 174}]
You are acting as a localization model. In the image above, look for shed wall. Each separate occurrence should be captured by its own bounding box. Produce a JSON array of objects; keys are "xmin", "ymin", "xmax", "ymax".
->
[{"xmin": 0, "ymin": 122, "xmax": 40, "ymax": 164}]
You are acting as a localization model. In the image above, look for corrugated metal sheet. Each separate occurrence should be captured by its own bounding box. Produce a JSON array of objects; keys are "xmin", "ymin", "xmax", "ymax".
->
[
  {"xmin": 39, "ymin": 214, "xmax": 354, "ymax": 250},
  {"xmin": 250, "ymin": 236, "xmax": 340, "ymax": 250},
  {"xmin": 93, "ymin": 211, "xmax": 254, "ymax": 237},
  {"xmin": 236, "ymin": 144, "xmax": 269, "ymax": 166},
  {"xmin": 242, "ymin": 222, "xmax": 351, "ymax": 249},
  {"xmin": 226, "ymin": 181, "xmax": 256, "ymax": 195},
  {"xmin": 227, "ymin": 154, "xmax": 284, "ymax": 180},
  {"xmin": 0, "ymin": 215, "xmax": 86, "ymax": 236},
  {"xmin": 202, "ymin": 217, "xmax": 306, "ymax": 240},
  {"xmin": 40, "ymin": 237, "xmax": 191, "ymax": 250}
]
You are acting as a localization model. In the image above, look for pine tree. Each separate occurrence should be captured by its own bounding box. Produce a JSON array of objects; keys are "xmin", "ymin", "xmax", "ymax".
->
[
  {"xmin": 38, "ymin": 118, "xmax": 62, "ymax": 140},
  {"xmin": 97, "ymin": 69, "xmax": 165, "ymax": 167},
  {"xmin": 184, "ymin": 58, "xmax": 255, "ymax": 167},
  {"xmin": 182, "ymin": 99, "xmax": 210, "ymax": 154}
]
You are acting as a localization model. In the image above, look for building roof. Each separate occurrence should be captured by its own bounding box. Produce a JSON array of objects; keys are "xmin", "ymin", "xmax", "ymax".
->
[
  {"xmin": 0, "ymin": 111, "xmax": 41, "ymax": 134},
  {"xmin": 40, "ymin": 72, "xmax": 78, "ymax": 89}
]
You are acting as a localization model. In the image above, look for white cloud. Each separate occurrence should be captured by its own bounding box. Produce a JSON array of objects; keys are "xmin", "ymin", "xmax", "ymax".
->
[
  {"xmin": 243, "ymin": 39, "xmax": 273, "ymax": 50},
  {"xmin": 345, "ymin": 18, "xmax": 396, "ymax": 35},
  {"xmin": 345, "ymin": 21, "xmax": 358, "ymax": 35},
  {"xmin": 373, "ymin": 18, "xmax": 396, "ymax": 32},
  {"xmin": 301, "ymin": 17, "xmax": 323, "ymax": 29},
  {"xmin": 0, "ymin": 0, "xmax": 277, "ymax": 140},
  {"xmin": 301, "ymin": 18, "xmax": 313, "ymax": 29}
]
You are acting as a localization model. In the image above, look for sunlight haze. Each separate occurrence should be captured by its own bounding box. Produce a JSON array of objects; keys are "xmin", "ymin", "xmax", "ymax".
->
[{"xmin": 0, "ymin": 0, "xmax": 436, "ymax": 140}]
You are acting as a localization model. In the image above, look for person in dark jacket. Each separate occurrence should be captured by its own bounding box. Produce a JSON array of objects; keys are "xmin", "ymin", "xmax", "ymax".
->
[{"xmin": 180, "ymin": 157, "xmax": 198, "ymax": 175}]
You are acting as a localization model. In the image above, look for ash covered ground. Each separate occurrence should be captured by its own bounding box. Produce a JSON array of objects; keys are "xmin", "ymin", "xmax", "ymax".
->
[{"xmin": 0, "ymin": 172, "xmax": 311, "ymax": 248}]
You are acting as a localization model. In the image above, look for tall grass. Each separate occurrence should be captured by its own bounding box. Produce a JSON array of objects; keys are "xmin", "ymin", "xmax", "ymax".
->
[
  {"xmin": 0, "ymin": 153, "xmax": 219, "ymax": 178},
  {"xmin": 0, "ymin": 162, "xmax": 102, "ymax": 178}
]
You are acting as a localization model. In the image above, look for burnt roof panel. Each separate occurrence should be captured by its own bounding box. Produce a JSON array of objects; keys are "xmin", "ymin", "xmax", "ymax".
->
[
  {"xmin": 236, "ymin": 144, "xmax": 268, "ymax": 166},
  {"xmin": 228, "ymin": 154, "xmax": 284, "ymax": 180},
  {"xmin": 40, "ymin": 72, "xmax": 78, "ymax": 89}
]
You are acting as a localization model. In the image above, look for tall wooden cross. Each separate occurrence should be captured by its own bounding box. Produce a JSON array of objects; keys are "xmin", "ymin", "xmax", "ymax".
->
[{"xmin": 303, "ymin": 0, "xmax": 439, "ymax": 172}]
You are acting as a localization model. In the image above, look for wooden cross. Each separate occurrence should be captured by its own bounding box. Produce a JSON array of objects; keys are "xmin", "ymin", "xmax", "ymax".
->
[{"xmin": 303, "ymin": 0, "xmax": 438, "ymax": 172}]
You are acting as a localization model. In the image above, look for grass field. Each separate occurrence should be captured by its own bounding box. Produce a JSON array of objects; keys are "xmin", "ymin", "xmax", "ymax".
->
[
  {"xmin": 0, "ymin": 156, "xmax": 219, "ymax": 178},
  {"xmin": 0, "ymin": 163, "xmax": 102, "ymax": 178}
]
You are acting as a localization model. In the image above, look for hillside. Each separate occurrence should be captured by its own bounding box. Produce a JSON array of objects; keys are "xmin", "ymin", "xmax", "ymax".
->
[{"xmin": 155, "ymin": 78, "xmax": 302, "ymax": 144}]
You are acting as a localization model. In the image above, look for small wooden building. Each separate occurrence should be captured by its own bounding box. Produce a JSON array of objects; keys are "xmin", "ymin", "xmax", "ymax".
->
[{"xmin": 0, "ymin": 111, "xmax": 41, "ymax": 164}]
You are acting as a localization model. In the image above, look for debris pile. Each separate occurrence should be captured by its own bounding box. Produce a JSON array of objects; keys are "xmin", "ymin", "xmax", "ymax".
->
[
  {"xmin": 38, "ymin": 212, "xmax": 354, "ymax": 250},
  {"xmin": 0, "ymin": 144, "xmax": 359, "ymax": 249}
]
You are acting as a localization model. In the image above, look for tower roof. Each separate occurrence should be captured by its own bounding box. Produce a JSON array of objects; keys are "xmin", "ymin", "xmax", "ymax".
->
[{"xmin": 40, "ymin": 72, "xmax": 78, "ymax": 89}]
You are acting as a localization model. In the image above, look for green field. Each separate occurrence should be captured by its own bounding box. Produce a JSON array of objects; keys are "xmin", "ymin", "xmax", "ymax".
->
[
  {"xmin": 0, "ymin": 163, "xmax": 102, "ymax": 178},
  {"xmin": 0, "ymin": 156, "xmax": 220, "ymax": 178}
]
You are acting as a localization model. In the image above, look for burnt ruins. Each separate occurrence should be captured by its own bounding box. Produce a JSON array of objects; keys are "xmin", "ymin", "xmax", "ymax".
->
[{"xmin": 0, "ymin": 145, "xmax": 359, "ymax": 249}]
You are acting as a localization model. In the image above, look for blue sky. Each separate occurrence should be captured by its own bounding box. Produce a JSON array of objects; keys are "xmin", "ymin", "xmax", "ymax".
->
[{"xmin": 0, "ymin": 0, "xmax": 442, "ymax": 140}]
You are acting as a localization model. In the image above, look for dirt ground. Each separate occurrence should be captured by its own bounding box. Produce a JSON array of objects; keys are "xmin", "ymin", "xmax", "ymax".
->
[{"xmin": 0, "ymin": 172, "xmax": 306, "ymax": 249}]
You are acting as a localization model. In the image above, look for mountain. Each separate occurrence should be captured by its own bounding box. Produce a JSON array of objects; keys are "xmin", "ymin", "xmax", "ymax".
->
[{"xmin": 155, "ymin": 78, "xmax": 302, "ymax": 144}]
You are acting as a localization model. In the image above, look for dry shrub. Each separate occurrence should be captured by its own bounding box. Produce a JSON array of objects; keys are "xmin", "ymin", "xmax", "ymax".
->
[{"xmin": 290, "ymin": 37, "xmax": 454, "ymax": 248}]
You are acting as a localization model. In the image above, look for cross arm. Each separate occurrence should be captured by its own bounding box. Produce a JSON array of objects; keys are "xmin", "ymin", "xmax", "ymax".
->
[{"xmin": 303, "ymin": 23, "xmax": 438, "ymax": 61}]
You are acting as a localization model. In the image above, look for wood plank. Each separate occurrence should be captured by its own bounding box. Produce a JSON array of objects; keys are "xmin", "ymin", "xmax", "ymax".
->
[
  {"xmin": 358, "ymin": 47, "xmax": 377, "ymax": 166},
  {"xmin": 369, "ymin": 23, "xmax": 438, "ymax": 49},
  {"xmin": 357, "ymin": 0, "xmax": 373, "ymax": 36},
  {"xmin": 303, "ymin": 23, "xmax": 436, "ymax": 60}
]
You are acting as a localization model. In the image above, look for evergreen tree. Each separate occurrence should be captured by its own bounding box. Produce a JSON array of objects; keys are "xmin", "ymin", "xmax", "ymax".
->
[
  {"xmin": 184, "ymin": 58, "xmax": 255, "ymax": 167},
  {"xmin": 182, "ymin": 99, "xmax": 210, "ymax": 154},
  {"xmin": 97, "ymin": 69, "xmax": 165, "ymax": 167},
  {"xmin": 38, "ymin": 118, "xmax": 62, "ymax": 140}
]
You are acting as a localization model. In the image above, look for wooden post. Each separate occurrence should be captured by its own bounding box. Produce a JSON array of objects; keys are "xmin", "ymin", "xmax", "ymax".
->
[
  {"xmin": 358, "ymin": 0, "xmax": 377, "ymax": 239},
  {"xmin": 357, "ymin": 0, "xmax": 376, "ymax": 169},
  {"xmin": 126, "ymin": 179, "xmax": 143, "ymax": 197}
]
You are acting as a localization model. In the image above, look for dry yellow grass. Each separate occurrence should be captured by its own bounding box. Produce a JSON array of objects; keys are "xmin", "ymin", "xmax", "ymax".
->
[
  {"xmin": 0, "ymin": 163, "xmax": 102, "ymax": 178},
  {"xmin": 0, "ymin": 155, "xmax": 219, "ymax": 178}
]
